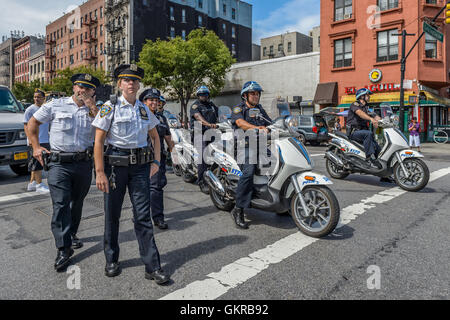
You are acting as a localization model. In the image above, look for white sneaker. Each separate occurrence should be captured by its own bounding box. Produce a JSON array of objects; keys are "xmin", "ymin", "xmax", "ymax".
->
[
  {"xmin": 35, "ymin": 183, "xmax": 50, "ymax": 194},
  {"xmin": 27, "ymin": 181, "xmax": 37, "ymax": 191}
]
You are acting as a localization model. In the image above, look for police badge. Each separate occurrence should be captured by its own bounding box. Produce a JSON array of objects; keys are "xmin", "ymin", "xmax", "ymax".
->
[
  {"xmin": 130, "ymin": 64, "xmax": 138, "ymax": 72},
  {"xmin": 85, "ymin": 74, "xmax": 92, "ymax": 81}
]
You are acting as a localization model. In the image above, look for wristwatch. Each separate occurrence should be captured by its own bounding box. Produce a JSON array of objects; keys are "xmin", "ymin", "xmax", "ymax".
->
[{"xmin": 153, "ymin": 160, "xmax": 161, "ymax": 167}]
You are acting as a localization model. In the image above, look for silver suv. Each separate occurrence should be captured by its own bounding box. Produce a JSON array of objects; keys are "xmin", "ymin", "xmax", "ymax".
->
[{"xmin": 0, "ymin": 85, "xmax": 29, "ymax": 175}]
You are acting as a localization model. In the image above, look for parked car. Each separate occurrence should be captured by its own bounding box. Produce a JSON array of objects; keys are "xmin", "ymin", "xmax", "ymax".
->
[
  {"xmin": 0, "ymin": 85, "xmax": 29, "ymax": 175},
  {"xmin": 294, "ymin": 114, "xmax": 329, "ymax": 146}
]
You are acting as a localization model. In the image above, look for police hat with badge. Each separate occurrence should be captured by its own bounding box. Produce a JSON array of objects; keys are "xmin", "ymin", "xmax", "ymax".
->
[
  {"xmin": 139, "ymin": 88, "xmax": 161, "ymax": 102},
  {"xmin": 114, "ymin": 64, "xmax": 144, "ymax": 81},
  {"xmin": 71, "ymin": 73, "xmax": 101, "ymax": 89}
]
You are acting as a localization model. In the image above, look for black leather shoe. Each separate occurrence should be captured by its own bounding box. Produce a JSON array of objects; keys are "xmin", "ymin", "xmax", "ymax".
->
[
  {"xmin": 380, "ymin": 177, "xmax": 395, "ymax": 183},
  {"xmin": 368, "ymin": 155, "xmax": 382, "ymax": 169},
  {"xmin": 54, "ymin": 248, "xmax": 74, "ymax": 271},
  {"xmin": 71, "ymin": 234, "xmax": 83, "ymax": 249},
  {"xmin": 199, "ymin": 181, "xmax": 210, "ymax": 195},
  {"xmin": 105, "ymin": 262, "xmax": 121, "ymax": 277},
  {"xmin": 231, "ymin": 207, "xmax": 249, "ymax": 229},
  {"xmin": 145, "ymin": 269, "xmax": 170, "ymax": 285},
  {"xmin": 154, "ymin": 220, "xmax": 168, "ymax": 230}
]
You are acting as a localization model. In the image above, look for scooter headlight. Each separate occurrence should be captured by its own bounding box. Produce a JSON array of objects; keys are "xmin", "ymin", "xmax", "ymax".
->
[
  {"xmin": 390, "ymin": 115, "xmax": 399, "ymax": 126},
  {"xmin": 285, "ymin": 116, "xmax": 298, "ymax": 130}
]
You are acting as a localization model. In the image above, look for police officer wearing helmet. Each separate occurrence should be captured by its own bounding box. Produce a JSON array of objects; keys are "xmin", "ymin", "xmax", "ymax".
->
[
  {"xmin": 189, "ymin": 85, "xmax": 218, "ymax": 194},
  {"xmin": 92, "ymin": 64, "xmax": 170, "ymax": 284},
  {"xmin": 27, "ymin": 73, "xmax": 101, "ymax": 271},
  {"xmin": 347, "ymin": 88, "xmax": 382, "ymax": 168},
  {"xmin": 158, "ymin": 95, "xmax": 166, "ymax": 112},
  {"xmin": 139, "ymin": 89, "xmax": 175, "ymax": 230},
  {"xmin": 230, "ymin": 81, "xmax": 272, "ymax": 229}
]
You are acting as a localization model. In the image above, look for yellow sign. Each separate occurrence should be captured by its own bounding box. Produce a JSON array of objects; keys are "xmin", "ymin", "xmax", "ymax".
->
[{"xmin": 14, "ymin": 152, "xmax": 28, "ymax": 161}]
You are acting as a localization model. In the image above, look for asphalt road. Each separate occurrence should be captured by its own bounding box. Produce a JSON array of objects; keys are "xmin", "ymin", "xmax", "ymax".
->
[{"xmin": 0, "ymin": 143, "xmax": 449, "ymax": 300}]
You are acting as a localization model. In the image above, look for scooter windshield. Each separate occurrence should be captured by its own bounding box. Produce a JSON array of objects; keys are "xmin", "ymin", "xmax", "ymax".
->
[
  {"xmin": 218, "ymin": 106, "xmax": 232, "ymax": 123},
  {"xmin": 380, "ymin": 103, "xmax": 394, "ymax": 119}
]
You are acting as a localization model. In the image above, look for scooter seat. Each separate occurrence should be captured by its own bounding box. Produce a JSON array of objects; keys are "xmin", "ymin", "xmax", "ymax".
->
[{"xmin": 334, "ymin": 131, "xmax": 365, "ymax": 151}]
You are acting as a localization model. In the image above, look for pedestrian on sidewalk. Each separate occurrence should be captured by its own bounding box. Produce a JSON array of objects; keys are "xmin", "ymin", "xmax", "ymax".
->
[
  {"xmin": 408, "ymin": 117, "xmax": 421, "ymax": 152},
  {"xmin": 23, "ymin": 89, "xmax": 50, "ymax": 194}
]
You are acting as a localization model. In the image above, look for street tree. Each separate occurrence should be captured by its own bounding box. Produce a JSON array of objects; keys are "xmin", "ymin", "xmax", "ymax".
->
[
  {"xmin": 12, "ymin": 79, "xmax": 44, "ymax": 102},
  {"xmin": 49, "ymin": 66, "xmax": 108, "ymax": 96},
  {"xmin": 138, "ymin": 28, "xmax": 235, "ymax": 127}
]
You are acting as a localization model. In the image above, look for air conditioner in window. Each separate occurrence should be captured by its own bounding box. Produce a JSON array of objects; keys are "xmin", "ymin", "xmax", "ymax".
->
[{"xmin": 344, "ymin": 13, "xmax": 352, "ymax": 20}]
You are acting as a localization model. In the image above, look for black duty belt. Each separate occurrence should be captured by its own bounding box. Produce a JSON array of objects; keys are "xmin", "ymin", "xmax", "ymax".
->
[
  {"xmin": 105, "ymin": 145, "xmax": 152, "ymax": 166},
  {"xmin": 48, "ymin": 150, "xmax": 93, "ymax": 163}
]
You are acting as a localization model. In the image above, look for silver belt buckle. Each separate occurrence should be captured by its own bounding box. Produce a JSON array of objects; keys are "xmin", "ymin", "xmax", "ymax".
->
[{"xmin": 130, "ymin": 153, "xmax": 137, "ymax": 165}]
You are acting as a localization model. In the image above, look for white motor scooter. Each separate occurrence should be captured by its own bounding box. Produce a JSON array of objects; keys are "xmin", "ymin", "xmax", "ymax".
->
[
  {"xmin": 203, "ymin": 105, "xmax": 340, "ymax": 238},
  {"xmin": 325, "ymin": 104, "xmax": 429, "ymax": 192}
]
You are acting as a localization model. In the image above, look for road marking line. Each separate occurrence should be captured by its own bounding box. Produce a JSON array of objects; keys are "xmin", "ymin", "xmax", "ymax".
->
[
  {"xmin": 160, "ymin": 166, "xmax": 450, "ymax": 300},
  {"xmin": 0, "ymin": 192, "xmax": 48, "ymax": 204}
]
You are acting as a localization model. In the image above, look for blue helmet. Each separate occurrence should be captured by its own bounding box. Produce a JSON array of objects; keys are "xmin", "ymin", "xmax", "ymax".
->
[
  {"xmin": 241, "ymin": 81, "xmax": 263, "ymax": 98},
  {"xmin": 196, "ymin": 85, "xmax": 210, "ymax": 96},
  {"xmin": 356, "ymin": 88, "xmax": 373, "ymax": 100},
  {"xmin": 159, "ymin": 95, "xmax": 166, "ymax": 103}
]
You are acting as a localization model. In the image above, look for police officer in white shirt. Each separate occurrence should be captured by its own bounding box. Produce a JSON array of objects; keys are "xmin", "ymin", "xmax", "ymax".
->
[
  {"xmin": 27, "ymin": 73, "xmax": 100, "ymax": 271},
  {"xmin": 92, "ymin": 64, "xmax": 170, "ymax": 285}
]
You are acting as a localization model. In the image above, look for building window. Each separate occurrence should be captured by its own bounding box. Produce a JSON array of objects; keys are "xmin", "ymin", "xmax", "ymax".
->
[
  {"xmin": 288, "ymin": 42, "xmax": 292, "ymax": 52},
  {"xmin": 334, "ymin": 38, "xmax": 352, "ymax": 68},
  {"xmin": 232, "ymin": 8, "xmax": 236, "ymax": 20},
  {"xmin": 100, "ymin": 7, "xmax": 103, "ymax": 18},
  {"xmin": 269, "ymin": 45, "xmax": 274, "ymax": 56},
  {"xmin": 182, "ymin": 9, "xmax": 186, "ymax": 23},
  {"xmin": 170, "ymin": 7, "xmax": 175, "ymax": 21},
  {"xmin": 198, "ymin": 15, "xmax": 203, "ymax": 27},
  {"xmin": 426, "ymin": 0, "xmax": 437, "ymax": 3},
  {"xmin": 170, "ymin": 27, "xmax": 175, "ymax": 39},
  {"xmin": 378, "ymin": 0, "xmax": 398, "ymax": 11},
  {"xmin": 232, "ymin": 26, "xmax": 236, "ymax": 38},
  {"xmin": 199, "ymin": 0, "xmax": 203, "ymax": 9},
  {"xmin": 377, "ymin": 29, "xmax": 398, "ymax": 62},
  {"xmin": 278, "ymin": 44, "xmax": 283, "ymax": 52},
  {"xmin": 223, "ymin": 4, "xmax": 227, "ymax": 15},
  {"xmin": 100, "ymin": 25, "xmax": 103, "ymax": 36},
  {"xmin": 425, "ymin": 33, "xmax": 437, "ymax": 58},
  {"xmin": 335, "ymin": 0, "xmax": 352, "ymax": 21},
  {"xmin": 70, "ymin": 55, "xmax": 74, "ymax": 65},
  {"xmin": 70, "ymin": 39, "xmax": 74, "ymax": 49},
  {"xmin": 182, "ymin": 30, "xmax": 186, "ymax": 40},
  {"xmin": 231, "ymin": 44, "xmax": 236, "ymax": 56},
  {"xmin": 263, "ymin": 47, "xmax": 267, "ymax": 56},
  {"xmin": 223, "ymin": 23, "xmax": 226, "ymax": 34},
  {"xmin": 95, "ymin": 9, "xmax": 97, "ymax": 19}
]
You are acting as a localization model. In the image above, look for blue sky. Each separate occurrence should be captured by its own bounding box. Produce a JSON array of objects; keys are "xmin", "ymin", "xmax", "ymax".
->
[{"xmin": 0, "ymin": 0, "xmax": 320, "ymax": 44}]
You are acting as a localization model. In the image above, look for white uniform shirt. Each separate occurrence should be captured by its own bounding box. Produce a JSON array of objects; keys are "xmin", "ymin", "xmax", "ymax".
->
[
  {"xmin": 92, "ymin": 95, "xmax": 159, "ymax": 149},
  {"xmin": 23, "ymin": 104, "xmax": 50, "ymax": 145},
  {"xmin": 32, "ymin": 97, "xmax": 95, "ymax": 152}
]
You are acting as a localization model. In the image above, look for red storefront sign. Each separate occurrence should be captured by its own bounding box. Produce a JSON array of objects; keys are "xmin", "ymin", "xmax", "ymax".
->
[{"xmin": 345, "ymin": 83, "xmax": 401, "ymax": 95}]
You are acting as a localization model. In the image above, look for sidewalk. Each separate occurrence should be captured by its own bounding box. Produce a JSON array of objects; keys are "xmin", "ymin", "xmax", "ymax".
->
[{"xmin": 418, "ymin": 142, "xmax": 450, "ymax": 161}]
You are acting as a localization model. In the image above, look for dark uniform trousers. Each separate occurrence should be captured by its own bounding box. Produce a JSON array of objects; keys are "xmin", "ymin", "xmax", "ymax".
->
[
  {"xmin": 48, "ymin": 160, "xmax": 92, "ymax": 249},
  {"xmin": 236, "ymin": 147, "xmax": 257, "ymax": 209},
  {"xmin": 197, "ymin": 138, "xmax": 213, "ymax": 184},
  {"xmin": 104, "ymin": 151, "xmax": 161, "ymax": 273},
  {"xmin": 150, "ymin": 155, "xmax": 167, "ymax": 223},
  {"xmin": 350, "ymin": 129, "xmax": 381, "ymax": 158}
]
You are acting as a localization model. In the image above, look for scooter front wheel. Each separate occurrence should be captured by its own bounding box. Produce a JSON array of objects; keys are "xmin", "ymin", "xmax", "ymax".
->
[
  {"xmin": 290, "ymin": 186, "xmax": 340, "ymax": 238},
  {"xmin": 394, "ymin": 158, "xmax": 429, "ymax": 192}
]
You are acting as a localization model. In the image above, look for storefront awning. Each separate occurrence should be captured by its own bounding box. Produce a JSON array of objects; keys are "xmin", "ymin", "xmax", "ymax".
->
[
  {"xmin": 421, "ymin": 91, "xmax": 450, "ymax": 106},
  {"xmin": 314, "ymin": 82, "xmax": 338, "ymax": 105},
  {"xmin": 340, "ymin": 91, "xmax": 416, "ymax": 104}
]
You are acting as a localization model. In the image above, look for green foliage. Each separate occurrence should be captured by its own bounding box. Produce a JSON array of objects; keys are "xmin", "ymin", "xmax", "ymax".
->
[
  {"xmin": 138, "ymin": 28, "xmax": 235, "ymax": 125},
  {"xmin": 12, "ymin": 79, "xmax": 45, "ymax": 102},
  {"xmin": 50, "ymin": 66, "xmax": 108, "ymax": 95}
]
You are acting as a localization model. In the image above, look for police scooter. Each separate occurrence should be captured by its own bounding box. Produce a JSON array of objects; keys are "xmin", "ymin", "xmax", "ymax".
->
[
  {"xmin": 165, "ymin": 112, "xmax": 199, "ymax": 181},
  {"xmin": 203, "ymin": 105, "xmax": 340, "ymax": 238},
  {"xmin": 325, "ymin": 104, "xmax": 429, "ymax": 192}
]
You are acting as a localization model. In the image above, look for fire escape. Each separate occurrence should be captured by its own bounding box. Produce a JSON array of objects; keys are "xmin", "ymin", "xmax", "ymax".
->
[
  {"xmin": 105, "ymin": 0, "xmax": 130, "ymax": 81},
  {"xmin": 45, "ymin": 37, "xmax": 56, "ymax": 82},
  {"xmin": 82, "ymin": 16, "xmax": 99, "ymax": 65},
  {"xmin": 0, "ymin": 48, "xmax": 10, "ymax": 85}
]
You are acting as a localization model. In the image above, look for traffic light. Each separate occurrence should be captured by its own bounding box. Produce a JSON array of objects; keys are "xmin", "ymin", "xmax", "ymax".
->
[{"xmin": 445, "ymin": 3, "xmax": 450, "ymax": 24}]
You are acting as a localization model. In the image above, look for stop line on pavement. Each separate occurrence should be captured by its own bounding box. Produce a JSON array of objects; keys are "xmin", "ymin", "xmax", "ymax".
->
[{"xmin": 160, "ymin": 166, "xmax": 450, "ymax": 300}]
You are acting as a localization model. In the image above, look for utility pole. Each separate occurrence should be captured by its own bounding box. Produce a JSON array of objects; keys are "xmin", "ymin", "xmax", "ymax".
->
[{"xmin": 393, "ymin": 4, "xmax": 447, "ymax": 132}]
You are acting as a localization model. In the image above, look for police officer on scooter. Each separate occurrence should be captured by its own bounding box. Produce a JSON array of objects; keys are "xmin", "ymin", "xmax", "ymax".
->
[
  {"xmin": 230, "ymin": 81, "xmax": 272, "ymax": 229},
  {"xmin": 347, "ymin": 88, "xmax": 382, "ymax": 168},
  {"xmin": 189, "ymin": 85, "xmax": 218, "ymax": 194},
  {"xmin": 139, "ymin": 88, "xmax": 174, "ymax": 230}
]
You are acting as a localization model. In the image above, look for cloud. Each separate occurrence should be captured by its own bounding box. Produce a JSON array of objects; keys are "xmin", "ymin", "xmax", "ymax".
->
[{"xmin": 252, "ymin": 0, "xmax": 320, "ymax": 43}]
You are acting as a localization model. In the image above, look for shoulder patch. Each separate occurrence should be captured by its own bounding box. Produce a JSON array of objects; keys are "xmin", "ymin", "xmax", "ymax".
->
[
  {"xmin": 233, "ymin": 106, "xmax": 242, "ymax": 114},
  {"xmin": 192, "ymin": 104, "xmax": 198, "ymax": 110},
  {"xmin": 100, "ymin": 105, "xmax": 113, "ymax": 118}
]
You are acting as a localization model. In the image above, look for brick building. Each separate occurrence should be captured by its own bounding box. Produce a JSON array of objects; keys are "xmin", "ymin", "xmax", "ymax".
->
[
  {"xmin": 316, "ymin": 0, "xmax": 450, "ymax": 140},
  {"xmin": 104, "ymin": 0, "xmax": 252, "ymax": 77},
  {"xmin": 29, "ymin": 50, "xmax": 45, "ymax": 84},
  {"xmin": 45, "ymin": 0, "xmax": 106, "ymax": 83}
]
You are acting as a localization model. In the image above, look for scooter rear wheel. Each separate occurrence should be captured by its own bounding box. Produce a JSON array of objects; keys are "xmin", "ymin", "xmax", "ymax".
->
[{"xmin": 290, "ymin": 186, "xmax": 340, "ymax": 238}]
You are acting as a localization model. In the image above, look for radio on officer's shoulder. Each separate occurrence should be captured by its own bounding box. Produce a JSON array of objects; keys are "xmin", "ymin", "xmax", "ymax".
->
[{"xmin": 110, "ymin": 94, "xmax": 118, "ymax": 105}]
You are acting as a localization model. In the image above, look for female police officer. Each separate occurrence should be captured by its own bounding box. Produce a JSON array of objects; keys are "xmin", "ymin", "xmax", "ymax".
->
[
  {"xmin": 139, "ymin": 88, "xmax": 174, "ymax": 230},
  {"xmin": 92, "ymin": 64, "xmax": 170, "ymax": 284}
]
